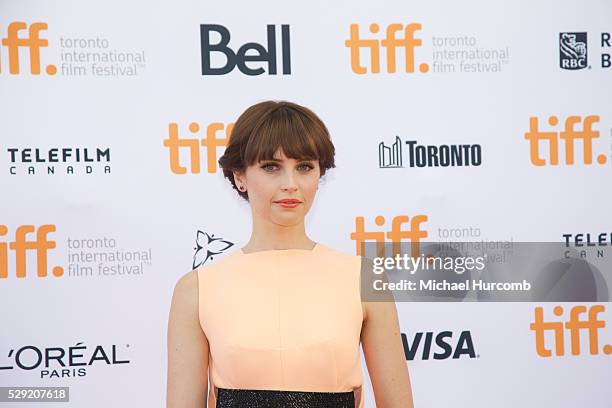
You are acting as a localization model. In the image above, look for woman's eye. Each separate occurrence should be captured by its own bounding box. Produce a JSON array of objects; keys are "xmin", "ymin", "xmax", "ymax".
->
[
  {"xmin": 260, "ymin": 162, "xmax": 314, "ymax": 172},
  {"xmin": 261, "ymin": 163, "xmax": 278, "ymax": 172},
  {"xmin": 297, "ymin": 163, "xmax": 314, "ymax": 171}
]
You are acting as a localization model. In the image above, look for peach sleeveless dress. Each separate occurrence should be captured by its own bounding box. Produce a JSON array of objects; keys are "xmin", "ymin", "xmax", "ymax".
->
[{"xmin": 197, "ymin": 242, "xmax": 365, "ymax": 408}]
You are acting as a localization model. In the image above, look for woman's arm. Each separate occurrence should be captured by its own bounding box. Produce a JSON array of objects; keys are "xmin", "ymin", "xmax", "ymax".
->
[
  {"xmin": 361, "ymin": 299, "xmax": 414, "ymax": 407},
  {"xmin": 167, "ymin": 270, "xmax": 209, "ymax": 407}
]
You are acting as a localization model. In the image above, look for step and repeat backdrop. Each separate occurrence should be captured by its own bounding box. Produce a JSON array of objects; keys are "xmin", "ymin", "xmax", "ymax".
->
[{"xmin": 1, "ymin": 0, "xmax": 611, "ymax": 406}]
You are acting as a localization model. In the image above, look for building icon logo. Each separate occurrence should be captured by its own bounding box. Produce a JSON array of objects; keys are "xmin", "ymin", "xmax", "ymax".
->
[{"xmin": 378, "ymin": 136, "xmax": 403, "ymax": 168}]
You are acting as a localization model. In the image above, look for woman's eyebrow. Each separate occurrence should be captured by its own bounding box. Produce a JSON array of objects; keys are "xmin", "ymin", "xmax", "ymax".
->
[{"xmin": 260, "ymin": 157, "xmax": 316, "ymax": 163}]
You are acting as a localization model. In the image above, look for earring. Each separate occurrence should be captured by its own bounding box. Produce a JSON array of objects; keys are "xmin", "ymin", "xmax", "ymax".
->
[{"xmin": 239, "ymin": 184, "xmax": 245, "ymax": 191}]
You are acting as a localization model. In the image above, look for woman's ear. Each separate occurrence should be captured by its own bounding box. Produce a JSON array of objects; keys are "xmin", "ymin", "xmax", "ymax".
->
[{"xmin": 233, "ymin": 170, "xmax": 246, "ymax": 191}]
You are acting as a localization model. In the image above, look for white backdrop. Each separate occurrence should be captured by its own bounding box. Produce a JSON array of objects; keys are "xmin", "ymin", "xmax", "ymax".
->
[{"xmin": 1, "ymin": 0, "xmax": 611, "ymax": 407}]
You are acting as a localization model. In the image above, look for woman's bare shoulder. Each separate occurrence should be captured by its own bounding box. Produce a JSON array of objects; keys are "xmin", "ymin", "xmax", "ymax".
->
[
  {"xmin": 167, "ymin": 269, "xmax": 209, "ymax": 407},
  {"xmin": 172, "ymin": 252, "xmax": 239, "ymax": 308},
  {"xmin": 171, "ymin": 269, "xmax": 200, "ymax": 312}
]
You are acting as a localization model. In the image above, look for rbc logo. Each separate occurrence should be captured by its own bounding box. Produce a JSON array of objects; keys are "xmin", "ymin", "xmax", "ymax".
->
[
  {"xmin": 200, "ymin": 24, "xmax": 291, "ymax": 76},
  {"xmin": 559, "ymin": 32, "xmax": 588, "ymax": 70}
]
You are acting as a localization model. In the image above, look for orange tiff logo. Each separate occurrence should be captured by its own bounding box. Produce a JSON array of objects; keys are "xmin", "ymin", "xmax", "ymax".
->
[
  {"xmin": 345, "ymin": 23, "xmax": 429, "ymax": 74},
  {"xmin": 530, "ymin": 305, "xmax": 611, "ymax": 357},
  {"xmin": 524, "ymin": 115, "xmax": 607, "ymax": 166},
  {"xmin": 163, "ymin": 122, "xmax": 233, "ymax": 174},
  {"xmin": 350, "ymin": 215, "xmax": 428, "ymax": 257},
  {"xmin": 0, "ymin": 225, "xmax": 64, "ymax": 279},
  {"xmin": 1, "ymin": 22, "xmax": 56, "ymax": 75}
]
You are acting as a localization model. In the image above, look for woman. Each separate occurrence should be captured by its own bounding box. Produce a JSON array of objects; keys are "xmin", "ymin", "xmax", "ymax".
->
[{"xmin": 167, "ymin": 100, "xmax": 414, "ymax": 407}]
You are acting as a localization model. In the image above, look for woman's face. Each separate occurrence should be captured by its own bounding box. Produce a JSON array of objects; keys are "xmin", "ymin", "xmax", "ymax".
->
[{"xmin": 235, "ymin": 149, "xmax": 320, "ymax": 226}]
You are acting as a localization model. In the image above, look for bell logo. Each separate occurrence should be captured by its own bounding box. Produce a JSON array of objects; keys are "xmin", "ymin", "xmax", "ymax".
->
[
  {"xmin": 345, "ymin": 23, "xmax": 429, "ymax": 74},
  {"xmin": 530, "ymin": 305, "xmax": 612, "ymax": 357},
  {"xmin": 350, "ymin": 215, "xmax": 428, "ymax": 257},
  {"xmin": 1, "ymin": 22, "xmax": 56, "ymax": 75},
  {"xmin": 0, "ymin": 225, "xmax": 63, "ymax": 279},
  {"xmin": 163, "ymin": 122, "xmax": 233, "ymax": 174},
  {"xmin": 524, "ymin": 115, "xmax": 607, "ymax": 166},
  {"xmin": 200, "ymin": 24, "xmax": 291, "ymax": 76}
]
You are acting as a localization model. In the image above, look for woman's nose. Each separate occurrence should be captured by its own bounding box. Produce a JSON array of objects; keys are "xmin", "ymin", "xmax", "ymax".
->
[{"xmin": 280, "ymin": 172, "xmax": 298, "ymax": 192}]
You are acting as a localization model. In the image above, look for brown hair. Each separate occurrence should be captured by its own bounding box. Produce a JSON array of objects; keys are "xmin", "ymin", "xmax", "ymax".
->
[{"xmin": 218, "ymin": 100, "xmax": 336, "ymax": 201}]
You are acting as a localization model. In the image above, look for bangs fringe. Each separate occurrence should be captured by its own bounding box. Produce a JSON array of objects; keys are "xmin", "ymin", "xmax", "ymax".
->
[{"xmin": 244, "ymin": 106, "xmax": 323, "ymax": 164}]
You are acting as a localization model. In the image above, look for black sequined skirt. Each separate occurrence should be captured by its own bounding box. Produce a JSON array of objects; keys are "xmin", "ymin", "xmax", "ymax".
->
[{"xmin": 216, "ymin": 388, "xmax": 355, "ymax": 408}]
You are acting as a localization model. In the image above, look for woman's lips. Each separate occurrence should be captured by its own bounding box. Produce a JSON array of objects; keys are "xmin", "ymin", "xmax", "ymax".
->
[{"xmin": 274, "ymin": 199, "xmax": 301, "ymax": 208}]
